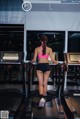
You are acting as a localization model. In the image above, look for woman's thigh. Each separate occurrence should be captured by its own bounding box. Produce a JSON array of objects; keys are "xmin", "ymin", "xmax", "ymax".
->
[
  {"xmin": 43, "ymin": 71, "xmax": 51, "ymax": 83},
  {"xmin": 36, "ymin": 70, "xmax": 44, "ymax": 84}
]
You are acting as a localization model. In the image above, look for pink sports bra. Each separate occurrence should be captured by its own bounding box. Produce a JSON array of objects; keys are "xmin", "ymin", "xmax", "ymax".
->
[
  {"xmin": 38, "ymin": 53, "xmax": 49, "ymax": 59},
  {"xmin": 38, "ymin": 46, "xmax": 49, "ymax": 59}
]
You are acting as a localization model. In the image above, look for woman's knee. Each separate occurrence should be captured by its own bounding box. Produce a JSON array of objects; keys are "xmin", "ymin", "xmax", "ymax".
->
[
  {"xmin": 39, "ymin": 81, "xmax": 43, "ymax": 86},
  {"xmin": 43, "ymin": 82, "xmax": 47, "ymax": 87}
]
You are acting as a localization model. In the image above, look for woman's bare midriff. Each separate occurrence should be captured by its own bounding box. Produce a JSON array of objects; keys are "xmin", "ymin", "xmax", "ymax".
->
[{"xmin": 38, "ymin": 58, "xmax": 49, "ymax": 63}]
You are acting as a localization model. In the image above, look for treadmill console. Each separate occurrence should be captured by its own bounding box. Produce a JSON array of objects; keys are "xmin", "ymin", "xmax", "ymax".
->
[
  {"xmin": 0, "ymin": 51, "xmax": 23, "ymax": 63},
  {"xmin": 65, "ymin": 53, "xmax": 80, "ymax": 64}
]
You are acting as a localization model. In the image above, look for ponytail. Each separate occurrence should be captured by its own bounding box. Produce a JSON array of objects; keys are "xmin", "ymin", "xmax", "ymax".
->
[
  {"xmin": 40, "ymin": 35, "xmax": 48, "ymax": 55},
  {"xmin": 42, "ymin": 45, "xmax": 46, "ymax": 55}
]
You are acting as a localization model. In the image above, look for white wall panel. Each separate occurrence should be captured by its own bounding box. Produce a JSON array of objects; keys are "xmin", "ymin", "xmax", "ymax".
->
[{"xmin": 25, "ymin": 11, "xmax": 80, "ymax": 31}]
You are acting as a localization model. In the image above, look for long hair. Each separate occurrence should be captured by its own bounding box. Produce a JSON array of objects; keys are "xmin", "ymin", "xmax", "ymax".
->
[{"xmin": 40, "ymin": 35, "xmax": 48, "ymax": 55}]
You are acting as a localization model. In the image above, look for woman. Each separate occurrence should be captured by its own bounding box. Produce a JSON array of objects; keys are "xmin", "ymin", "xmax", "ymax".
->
[{"xmin": 31, "ymin": 35, "xmax": 58, "ymax": 107}]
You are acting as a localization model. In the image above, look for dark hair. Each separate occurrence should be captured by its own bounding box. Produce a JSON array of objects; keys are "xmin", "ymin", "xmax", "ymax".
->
[{"xmin": 40, "ymin": 35, "xmax": 48, "ymax": 55}]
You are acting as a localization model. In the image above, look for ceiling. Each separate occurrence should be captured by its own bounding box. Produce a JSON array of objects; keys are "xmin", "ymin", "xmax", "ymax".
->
[
  {"xmin": 23, "ymin": 0, "xmax": 80, "ymax": 4},
  {"xmin": 22, "ymin": 0, "xmax": 80, "ymax": 12},
  {"xmin": 0, "ymin": 0, "xmax": 80, "ymax": 12}
]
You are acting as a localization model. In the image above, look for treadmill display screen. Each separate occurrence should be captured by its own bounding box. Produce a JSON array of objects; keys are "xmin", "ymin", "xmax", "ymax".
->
[
  {"xmin": 69, "ymin": 54, "xmax": 80, "ymax": 62},
  {"xmin": 2, "ymin": 53, "xmax": 19, "ymax": 60}
]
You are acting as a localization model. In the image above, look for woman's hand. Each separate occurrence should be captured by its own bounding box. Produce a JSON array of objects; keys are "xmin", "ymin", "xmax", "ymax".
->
[{"xmin": 54, "ymin": 61, "xmax": 58, "ymax": 65}]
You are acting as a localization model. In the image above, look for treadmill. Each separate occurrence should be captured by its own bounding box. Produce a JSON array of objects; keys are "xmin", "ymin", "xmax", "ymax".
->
[
  {"xmin": 26, "ymin": 53, "xmax": 67, "ymax": 119},
  {"xmin": 61, "ymin": 53, "xmax": 80, "ymax": 119},
  {"xmin": 0, "ymin": 51, "xmax": 26, "ymax": 119}
]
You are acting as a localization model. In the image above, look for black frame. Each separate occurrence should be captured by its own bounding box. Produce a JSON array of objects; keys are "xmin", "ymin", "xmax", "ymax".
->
[{"xmin": 68, "ymin": 31, "xmax": 80, "ymax": 52}]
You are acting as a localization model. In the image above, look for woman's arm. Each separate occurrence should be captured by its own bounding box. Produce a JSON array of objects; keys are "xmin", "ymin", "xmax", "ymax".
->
[
  {"xmin": 49, "ymin": 48, "xmax": 58, "ymax": 64},
  {"xmin": 31, "ymin": 48, "xmax": 38, "ymax": 63}
]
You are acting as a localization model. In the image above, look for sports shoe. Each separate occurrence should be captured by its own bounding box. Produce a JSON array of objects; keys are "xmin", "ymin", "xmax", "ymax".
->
[{"xmin": 39, "ymin": 98, "xmax": 46, "ymax": 107}]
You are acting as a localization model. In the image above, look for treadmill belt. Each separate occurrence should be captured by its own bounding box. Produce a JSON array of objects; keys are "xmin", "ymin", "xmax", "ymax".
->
[
  {"xmin": 31, "ymin": 97, "xmax": 65, "ymax": 119},
  {"xmin": 65, "ymin": 96, "xmax": 80, "ymax": 118},
  {"xmin": 0, "ymin": 90, "xmax": 23, "ymax": 112},
  {"xmin": 70, "ymin": 96, "xmax": 80, "ymax": 116}
]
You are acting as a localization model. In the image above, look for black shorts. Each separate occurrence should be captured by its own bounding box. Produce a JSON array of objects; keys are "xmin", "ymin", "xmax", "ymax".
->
[{"xmin": 36, "ymin": 63, "xmax": 51, "ymax": 73}]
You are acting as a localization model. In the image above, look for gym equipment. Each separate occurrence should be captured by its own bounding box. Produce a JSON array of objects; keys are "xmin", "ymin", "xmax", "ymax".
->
[
  {"xmin": 25, "ymin": 59, "xmax": 67, "ymax": 119},
  {"xmin": 0, "ymin": 51, "xmax": 26, "ymax": 119},
  {"xmin": 61, "ymin": 53, "xmax": 80, "ymax": 119}
]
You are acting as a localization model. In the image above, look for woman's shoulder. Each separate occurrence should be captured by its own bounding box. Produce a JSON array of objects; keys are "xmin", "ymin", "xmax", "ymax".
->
[
  {"xmin": 35, "ymin": 46, "xmax": 41, "ymax": 51},
  {"xmin": 46, "ymin": 46, "xmax": 52, "ymax": 51}
]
